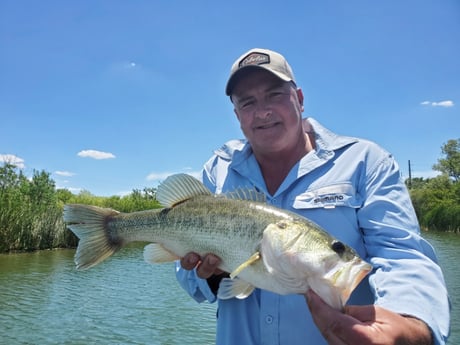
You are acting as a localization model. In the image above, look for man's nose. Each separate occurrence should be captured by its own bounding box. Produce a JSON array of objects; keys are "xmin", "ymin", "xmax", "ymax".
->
[{"xmin": 254, "ymin": 100, "xmax": 272, "ymax": 119}]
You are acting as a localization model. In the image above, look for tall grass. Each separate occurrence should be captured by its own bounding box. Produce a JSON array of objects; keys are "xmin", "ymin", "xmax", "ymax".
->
[{"xmin": 0, "ymin": 163, "xmax": 161, "ymax": 252}]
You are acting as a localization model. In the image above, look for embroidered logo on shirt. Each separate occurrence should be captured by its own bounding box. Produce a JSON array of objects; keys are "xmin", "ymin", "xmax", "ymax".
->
[{"xmin": 313, "ymin": 194, "xmax": 345, "ymax": 204}]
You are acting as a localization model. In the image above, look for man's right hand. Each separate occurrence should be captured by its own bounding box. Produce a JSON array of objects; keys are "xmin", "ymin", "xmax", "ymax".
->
[{"xmin": 180, "ymin": 252, "xmax": 224, "ymax": 279}]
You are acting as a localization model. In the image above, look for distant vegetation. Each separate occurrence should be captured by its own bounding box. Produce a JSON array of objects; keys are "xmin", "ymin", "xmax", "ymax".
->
[
  {"xmin": 0, "ymin": 163, "xmax": 161, "ymax": 252},
  {"xmin": 408, "ymin": 139, "xmax": 460, "ymax": 232},
  {"xmin": 0, "ymin": 138, "xmax": 459, "ymax": 252}
]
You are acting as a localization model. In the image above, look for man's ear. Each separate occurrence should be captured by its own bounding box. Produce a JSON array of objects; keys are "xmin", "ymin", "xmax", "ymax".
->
[
  {"xmin": 297, "ymin": 88, "xmax": 304, "ymax": 105},
  {"xmin": 297, "ymin": 88, "xmax": 305, "ymax": 112}
]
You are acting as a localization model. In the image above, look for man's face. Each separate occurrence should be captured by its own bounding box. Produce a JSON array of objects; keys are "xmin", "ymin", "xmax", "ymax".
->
[{"xmin": 231, "ymin": 69, "xmax": 304, "ymax": 156}]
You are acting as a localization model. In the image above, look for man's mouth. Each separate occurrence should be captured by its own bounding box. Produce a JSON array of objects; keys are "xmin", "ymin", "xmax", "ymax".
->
[{"xmin": 255, "ymin": 122, "xmax": 279, "ymax": 130}]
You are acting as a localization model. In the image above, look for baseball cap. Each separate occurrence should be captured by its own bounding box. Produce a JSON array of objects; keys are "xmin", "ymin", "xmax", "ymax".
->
[{"xmin": 225, "ymin": 48, "xmax": 296, "ymax": 96}]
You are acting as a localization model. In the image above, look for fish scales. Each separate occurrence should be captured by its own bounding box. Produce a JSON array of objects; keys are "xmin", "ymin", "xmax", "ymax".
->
[{"xmin": 107, "ymin": 196, "xmax": 285, "ymax": 274}]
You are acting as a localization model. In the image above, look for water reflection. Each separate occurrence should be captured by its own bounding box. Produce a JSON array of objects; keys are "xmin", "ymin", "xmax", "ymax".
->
[
  {"xmin": 0, "ymin": 246, "xmax": 216, "ymax": 344},
  {"xmin": 423, "ymin": 231, "xmax": 458, "ymax": 344}
]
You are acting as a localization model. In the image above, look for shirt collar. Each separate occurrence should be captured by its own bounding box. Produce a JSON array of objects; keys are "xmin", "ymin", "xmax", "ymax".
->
[{"xmin": 214, "ymin": 117, "xmax": 358, "ymax": 162}]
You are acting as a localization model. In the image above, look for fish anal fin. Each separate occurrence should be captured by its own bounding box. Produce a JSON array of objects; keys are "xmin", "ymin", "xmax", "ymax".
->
[
  {"xmin": 217, "ymin": 277, "xmax": 255, "ymax": 300},
  {"xmin": 230, "ymin": 252, "xmax": 261, "ymax": 279},
  {"xmin": 143, "ymin": 243, "xmax": 180, "ymax": 264}
]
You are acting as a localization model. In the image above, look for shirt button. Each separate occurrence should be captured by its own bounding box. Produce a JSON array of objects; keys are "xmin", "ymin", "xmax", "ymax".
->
[{"xmin": 265, "ymin": 315, "xmax": 273, "ymax": 324}]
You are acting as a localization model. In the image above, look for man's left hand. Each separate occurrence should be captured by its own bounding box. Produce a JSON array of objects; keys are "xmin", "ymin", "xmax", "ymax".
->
[{"xmin": 305, "ymin": 289, "xmax": 433, "ymax": 345}]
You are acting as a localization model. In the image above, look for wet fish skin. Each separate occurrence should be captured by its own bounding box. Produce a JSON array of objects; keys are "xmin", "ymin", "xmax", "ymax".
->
[{"xmin": 64, "ymin": 173, "xmax": 371, "ymax": 309}]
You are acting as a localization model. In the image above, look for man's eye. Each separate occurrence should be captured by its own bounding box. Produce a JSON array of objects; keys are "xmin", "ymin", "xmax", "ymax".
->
[
  {"xmin": 241, "ymin": 101, "xmax": 254, "ymax": 108},
  {"xmin": 269, "ymin": 92, "xmax": 284, "ymax": 99}
]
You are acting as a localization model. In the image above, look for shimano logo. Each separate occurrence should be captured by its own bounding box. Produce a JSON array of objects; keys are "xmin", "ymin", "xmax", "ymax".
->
[{"xmin": 314, "ymin": 194, "xmax": 344, "ymax": 204}]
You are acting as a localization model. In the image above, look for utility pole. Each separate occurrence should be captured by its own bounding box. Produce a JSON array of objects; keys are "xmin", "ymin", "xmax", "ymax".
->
[{"xmin": 408, "ymin": 160, "xmax": 412, "ymax": 189}]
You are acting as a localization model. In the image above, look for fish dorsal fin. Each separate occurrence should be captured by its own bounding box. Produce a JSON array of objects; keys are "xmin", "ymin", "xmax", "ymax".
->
[
  {"xmin": 221, "ymin": 188, "xmax": 266, "ymax": 203},
  {"xmin": 156, "ymin": 173, "xmax": 211, "ymax": 207}
]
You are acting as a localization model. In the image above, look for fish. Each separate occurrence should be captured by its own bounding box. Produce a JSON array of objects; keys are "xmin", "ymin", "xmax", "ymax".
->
[{"xmin": 63, "ymin": 173, "xmax": 372, "ymax": 310}]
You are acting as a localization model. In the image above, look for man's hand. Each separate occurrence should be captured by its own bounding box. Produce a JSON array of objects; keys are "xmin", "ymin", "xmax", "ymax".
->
[
  {"xmin": 180, "ymin": 252, "xmax": 223, "ymax": 279},
  {"xmin": 305, "ymin": 289, "xmax": 433, "ymax": 345}
]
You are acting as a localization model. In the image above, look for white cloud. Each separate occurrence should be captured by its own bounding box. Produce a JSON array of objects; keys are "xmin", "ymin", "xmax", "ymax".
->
[
  {"xmin": 146, "ymin": 171, "xmax": 176, "ymax": 182},
  {"xmin": 107, "ymin": 60, "xmax": 142, "ymax": 75},
  {"xmin": 146, "ymin": 169, "xmax": 201, "ymax": 182},
  {"xmin": 116, "ymin": 190, "xmax": 133, "ymax": 197},
  {"xmin": 412, "ymin": 170, "xmax": 441, "ymax": 179},
  {"xmin": 433, "ymin": 100, "xmax": 454, "ymax": 107},
  {"xmin": 55, "ymin": 170, "xmax": 75, "ymax": 177},
  {"xmin": 421, "ymin": 100, "xmax": 454, "ymax": 108},
  {"xmin": 77, "ymin": 150, "xmax": 115, "ymax": 160},
  {"xmin": 67, "ymin": 187, "xmax": 83, "ymax": 194},
  {"xmin": 0, "ymin": 154, "xmax": 25, "ymax": 169}
]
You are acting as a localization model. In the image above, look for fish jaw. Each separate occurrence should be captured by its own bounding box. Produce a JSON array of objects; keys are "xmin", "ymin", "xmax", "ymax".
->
[
  {"xmin": 260, "ymin": 220, "xmax": 372, "ymax": 309},
  {"xmin": 333, "ymin": 258, "xmax": 372, "ymax": 305},
  {"xmin": 318, "ymin": 257, "xmax": 372, "ymax": 310}
]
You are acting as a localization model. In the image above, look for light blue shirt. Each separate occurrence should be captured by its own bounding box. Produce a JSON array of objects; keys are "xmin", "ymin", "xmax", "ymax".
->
[{"xmin": 176, "ymin": 118, "xmax": 450, "ymax": 345}]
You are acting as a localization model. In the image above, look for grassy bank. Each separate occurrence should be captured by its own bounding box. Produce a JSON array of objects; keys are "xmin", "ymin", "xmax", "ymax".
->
[{"xmin": 0, "ymin": 163, "xmax": 160, "ymax": 252}]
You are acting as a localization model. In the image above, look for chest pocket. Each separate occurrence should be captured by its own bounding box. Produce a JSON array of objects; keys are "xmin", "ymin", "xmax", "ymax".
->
[{"xmin": 293, "ymin": 183, "xmax": 362, "ymax": 210}]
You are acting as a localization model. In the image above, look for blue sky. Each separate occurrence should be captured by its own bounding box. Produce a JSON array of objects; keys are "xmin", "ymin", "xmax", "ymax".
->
[{"xmin": 1, "ymin": 0, "xmax": 459, "ymax": 196}]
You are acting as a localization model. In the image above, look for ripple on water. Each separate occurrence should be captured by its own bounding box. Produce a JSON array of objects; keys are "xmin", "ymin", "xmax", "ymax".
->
[{"xmin": 0, "ymin": 246, "xmax": 217, "ymax": 344}]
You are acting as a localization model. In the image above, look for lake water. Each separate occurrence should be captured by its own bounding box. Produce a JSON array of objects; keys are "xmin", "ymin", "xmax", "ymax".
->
[
  {"xmin": 0, "ymin": 244, "xmax": 217, "ymax": 344},
  {"xmin": 0, "ymin": 232, "xmax": 458, "ymax": 344}
]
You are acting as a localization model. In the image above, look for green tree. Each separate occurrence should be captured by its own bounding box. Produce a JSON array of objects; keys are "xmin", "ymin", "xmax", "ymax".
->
[
  {"xmin": 409, "ymin": 138, "xmax": 460, "ymax": 231},
  {"xmin": 432, "ymin": 138, "xmax": 460, "ymax": 182}
]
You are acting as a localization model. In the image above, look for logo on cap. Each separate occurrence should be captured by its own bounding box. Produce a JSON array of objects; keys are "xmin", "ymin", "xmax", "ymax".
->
[{"xmin": 239, "ymin": 52, "xmax": 270, "ymax": 68}]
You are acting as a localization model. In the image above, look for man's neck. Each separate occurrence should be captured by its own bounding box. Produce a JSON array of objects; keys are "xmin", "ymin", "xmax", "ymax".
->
[{"xmin": 255, "ymin": 132, "xmax": 315, "ymax": 195}]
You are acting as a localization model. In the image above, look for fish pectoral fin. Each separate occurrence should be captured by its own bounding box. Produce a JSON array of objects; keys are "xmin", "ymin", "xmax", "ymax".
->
[
  {"xmin": 229, "ymin": 252, "xmax": 261, "ymax": 279},
  {"xmin": 217, "ymin": 277, "xmax": 255, "ymax": 300},
  {"xmin": 143, "ymin": 243, "xmax": 180, "ymax": 264}
]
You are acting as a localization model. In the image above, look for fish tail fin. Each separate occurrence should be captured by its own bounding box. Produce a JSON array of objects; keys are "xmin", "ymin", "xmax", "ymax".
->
[{"xmin": 63, "ymin": 204, "xmax": 122, "ymax": 270}]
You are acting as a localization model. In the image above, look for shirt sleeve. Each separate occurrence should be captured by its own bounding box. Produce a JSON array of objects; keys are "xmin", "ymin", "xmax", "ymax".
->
[
  {"xmin": 175, "ymin": 261, "xmax": 218, "ymax": 303},
  {"xmin": 358, "ymin": 152, "xmax": 450, "ymax": 344}
]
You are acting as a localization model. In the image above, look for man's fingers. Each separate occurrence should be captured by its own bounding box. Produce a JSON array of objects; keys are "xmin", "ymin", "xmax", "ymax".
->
[
  {"xmin": 196, "ymin": 254, "xmax": 221, "ymax": 279},
  {"xmin": 180, "ymin": 252, "xmax": 222, "ymax": 279},
  {"xmin": 180, "ymin": 252, "xmax": 201, "ymax": 270},
  {"xmin": 343, "ymin": 305, "xmax": 376, "ymax": 322},
  {"xmin": 306, "ymin": 289, "xmax": 362, "ymax": 344}
]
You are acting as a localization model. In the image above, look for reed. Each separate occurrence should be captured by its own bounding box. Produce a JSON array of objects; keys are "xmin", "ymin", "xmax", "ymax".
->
[{"xmin": 0, "ymin": 163, "xmax": 160, "ymax": 252}]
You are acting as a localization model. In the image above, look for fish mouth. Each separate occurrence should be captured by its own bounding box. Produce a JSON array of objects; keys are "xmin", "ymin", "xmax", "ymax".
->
[
  {"xmin": 340, "ymin": 259, "xmax": 372, "ymax": 302},
  {"xmin": 324, "ymin": 258, "xmax": 372, "ymax": 306},
  {"xmin": 351, "ymin": 261, "xmax": 372, "ymax": 287}
]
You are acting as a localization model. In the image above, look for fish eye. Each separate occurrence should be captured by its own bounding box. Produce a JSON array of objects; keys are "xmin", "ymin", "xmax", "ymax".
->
[{"xmin": 331, "ymin": 240, "xmax": 346, "ymax": 255}]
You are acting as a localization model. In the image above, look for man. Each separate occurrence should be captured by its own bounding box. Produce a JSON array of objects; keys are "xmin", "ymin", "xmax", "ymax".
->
[{"xmin": 176, "ymin": 48, "xmax": 450, "ymax": 344}]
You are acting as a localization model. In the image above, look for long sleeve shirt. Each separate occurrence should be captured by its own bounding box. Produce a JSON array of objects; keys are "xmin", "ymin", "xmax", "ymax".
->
[{"xmin": 175, "ymin": 117, "xmax": 450, "ymax": 345}]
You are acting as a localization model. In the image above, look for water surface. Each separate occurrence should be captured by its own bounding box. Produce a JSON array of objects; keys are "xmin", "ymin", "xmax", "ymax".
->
[
  {"xmin": 0, "ymin": 233, "xmax": 458, "ymax": 344},
  {"xmin": 0, "ymin": 245, "xmax": 216, "ymax": 344}
]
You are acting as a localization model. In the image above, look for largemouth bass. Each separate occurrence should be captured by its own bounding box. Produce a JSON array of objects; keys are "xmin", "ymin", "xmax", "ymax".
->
[{"xmin": 64, "ymin": 173, "xmax": 371, "ymax": 310}]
